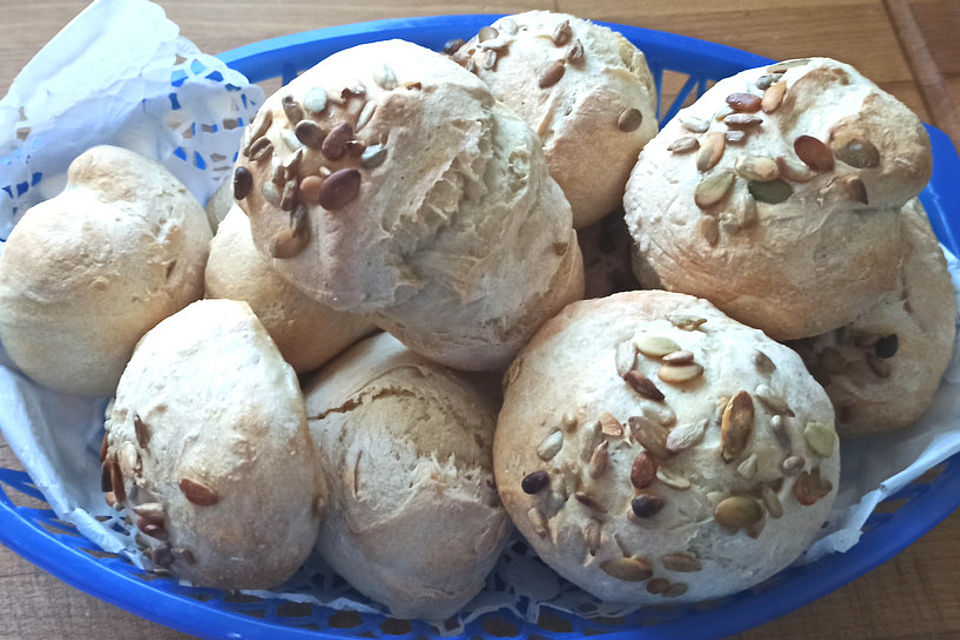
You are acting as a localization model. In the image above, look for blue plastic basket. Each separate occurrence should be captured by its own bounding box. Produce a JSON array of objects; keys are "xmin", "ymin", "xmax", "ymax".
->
[{"xmin": 2, "ymin": 14, "xmax": 960, "ymax": 640}]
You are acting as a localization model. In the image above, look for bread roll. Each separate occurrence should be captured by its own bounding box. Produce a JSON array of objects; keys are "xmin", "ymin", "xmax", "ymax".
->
[
  {"xmin": 791, "ymin": 198, "xmax": 957, "ymax": 435},
  {"xmin": 204, "ymin": 175, "xmax": 233, "ymax": 233},
  {"xmin": 303, "ymin": 333, "xmax": 511, "ymax": 619},
  {"xmin": 205, "ymin": 206, "xmax": 374, "ymax": 373},
  {"xmin": 496, "ymin": 291, "xmax": 839, "ymax": 603},
  {"xmin": 233, "ymin": 39, "xmax": 583, "ymax": 372},
  {"xmin": 454, "ymin": 11, "xmax": 658, "ymax": 228},
  {"xmin": 624, "ymin": 58, "xmax": 931, "ymax": 340},
  {"xmin": 0, "ymin": 145, "xmax": 211, "ymax": 396},
  {"xmin": 102, "ymin": 299, "xmax": 323, "ymax": 589}
]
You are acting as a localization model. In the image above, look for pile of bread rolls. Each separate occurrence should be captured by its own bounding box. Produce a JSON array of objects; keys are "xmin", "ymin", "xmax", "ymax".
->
[{"xmin": 0, "ymin": 9, "xmax": 954, "ymax": 621}]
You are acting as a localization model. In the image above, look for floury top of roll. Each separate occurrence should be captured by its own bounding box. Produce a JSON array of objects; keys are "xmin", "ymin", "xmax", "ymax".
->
[{"xmin": 233, "ymin": 39, "xmax": 584, "ymax": 372}]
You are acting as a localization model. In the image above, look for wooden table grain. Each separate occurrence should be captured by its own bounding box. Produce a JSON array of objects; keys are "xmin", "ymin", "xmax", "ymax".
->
[{"xmin": 1, "ymin": 1, "xmax": 959, "ymax": 639}]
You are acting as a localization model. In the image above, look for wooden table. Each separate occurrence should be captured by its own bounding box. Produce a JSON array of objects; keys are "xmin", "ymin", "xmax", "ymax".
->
[{"xmin": 1, "ymin": 1, "xmax": 959, "ymax": 639}]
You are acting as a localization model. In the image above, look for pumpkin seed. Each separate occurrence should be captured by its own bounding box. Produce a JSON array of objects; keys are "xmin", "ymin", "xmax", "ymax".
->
[
  {"xmin": 317, "ymin": 168, "xmax": 361, "ymax": 211},
  {"xmin": 804, "ymin": 421, "xmax": 837, "ymax": 457},
  {"xmin": 321, "ymin": 123, "xmax": 353, "ymax": 160},
  {"xmin": 634, "ymin": 335, "xmax": 681, "ymax": 358},
  {"xmin": 522, "ymin": 470, "xmax": 550, "ymax": 494},
  {"xmin": 623, "ymin": 371, "xmax": 665, "ymax": 402},
  {"xmin": 134, "ymin": 503, "xmax": 164, "ymax": 522},
  {"xmin": 776, "ymin": 156, "xmax": 816, "ymax": 183},
  {"xmin": 615, "ymin": 340, "xmax": 638, "ymax": 377},
  {"xmin": 714, "ymin": 496, "xmax": 762, "ymax": 528},
  {"xmin": 724, "ymin": 113, "xmax": 763, "ymax": 128},
  {"xmin": 562, "ymin": 410, "xmax": 579, "ymax": 432},
  {"xmin": 599, "ymin": 412, "xmax": 624, "ymax": 437},
  {"xmin": 539, "ymin": 60, "xmax": 566, "ymax": 88},
  {"xmin": 666, "ymin": 419, "xmax": 706, "ymax": 453},
  {"xmin": 761, "ymin": 81, "xmax": 787, "ymax": 113},
  {"xmin": 631, "ymin": 452, "xmax": 658, "ymax": 488},
  {"xmin": 794, "ymin": 135, "xmax": 834, "ymax": 172},
  {"xmin": 754, "ymin": 384, "xmax": 791, "ymax": 415},
  {"xmin": 360, "ymin": 144, "xmax": 388, "ymax": 169},
  {"xmin": 793, "ymin": 467, "xmax": 833, "ymax": 505},
  {"xmin": 736, "ymin": 156, "xmax": 779, "ymax": 182},
  {"xmin": 537, "ymin": 430, "xmax": 564, "ymax": 461},
  {"xmin": 761, "ymin": 485, "xmax": 784, "ymax": 518},
  {"xmin": 658, "ymin": 363, "xmax": 704, "ymax": 384},
  {"xmin": 302, "ymin": 87, "xmax": 328, "ymax": 114},
  {"xmin": 647, "ymin": 578, "xmax": 670, "ymax": 594},
  {"xmin": 656, "ymin": 466, "xmax": 691, "ymax": 491},
  {"xmin": 664, "ymin": 581, "xmax": 689, "ymax": 597},
  {"xmin": 706, "ymin": 491, "xmax": 728, "ymax": 506},
  {"xmin": 662, "ymin": 350, "xmax": 694, "ymax": 365},
  {"xmin": 696, "ymin": 132, "xmax": 726, "ymax": 172},
  {"xmin": 698, "ymin": 216, "xmax": 720, "ymax": 246},
  {"xmin": 631, "ymin": 492, "xmax": 665, "ymax": 518},
  {"xmin": 628, "ymin": 416, "xmax": 672, "ymax": 459},
  {"xmin": 721, "ymin": 391, "xmax": 755, "ymax": 463},
  {"xmin": 726, "ymin": 92, "xmax": 762, "ymax": 113},
  {"xmin": 833, "ymin": 138, "xmax": 880, "ymax": 168},
  {"xmin": 601, "ymin": 557, "xmax": 653, "ymax": 582},
  {"xmin": 662, "ymin": 552, "xmax": 702, "ymax": 572},
  {"xmin": 618, "ymin": 108, "xmax": 644, "ymax": 132},
  {"xmin": 748, "ymin": 178, "xmax": 793, "ymax": 204},
  {"xmin": 668, "ymin": 136, "xmax": 699, "ymax": 154},
  {"xmin": 681, "ymin": 116, "xmax": 709, "ymax": 133},
  {"xmin": 694, "ymin": 169, "xmax": 735, "ymax": 209}
]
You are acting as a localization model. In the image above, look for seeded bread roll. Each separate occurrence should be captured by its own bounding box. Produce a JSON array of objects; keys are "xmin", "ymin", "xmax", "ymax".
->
[
  {"xmin": 453, "ymin": 11, "xmax": 658, "ymax": 228},
  {"xmin": 303, "ymin": 333, "xmax": 511, "ymax": 620},
  {"xmin": 578, "ymin": 210, "xmax": 641, "ymax": 299},
  {"xmin": 204, "ymin": 175, "xmax": 234, "ymax": 233},
  {"xmin": 0, "ymin": 145, "xmax": 211, "ymax": 396},
  {"xmin": 234, "ymin": 39, "xmax": 583, "ymax": 372},
  {"xmin": 102, "ymin": 299, "xmax": 323, "ymax": 589},
  {"xmin": 624, "ymin": 58, "xmax": 932, "ymax": 340},
  {"xmin": 791, "ymin": 198, "xmax": 957, "ymax": 436},
  {"xmin": 205, "ymin": 206, "xmax": 374, "ymax": 373},
  {"xmin": 495, "ymin": 291, "xmax": 839, "ymax": 604}
]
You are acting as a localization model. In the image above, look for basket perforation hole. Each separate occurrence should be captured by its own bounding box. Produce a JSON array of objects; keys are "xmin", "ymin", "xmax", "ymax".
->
[
  {"xmin": 224, "ymin": 592, "xmax": 263, "ymax": 604},
  {"xmin": 277, "ymin": 601, "xmax": 313, "ymax": 618},
  {"xmin": 537, "ymin": 610, "xmax": 573, "ymax": 633},
  {"xmin": 328, "ymin": 610, "xmax": 364, "ymax": 629},
  {"xmin": 80, "ymin": 547, "xmax": 119, "ymax": 561},
  {"xmin": 380, "ymin": 618, "xmax": 412, "ymax": 635},
  {"xmin": 659, "ymin": 69, "xmax": 698, "ymax": 121},
  {"xmin": 480, "ymin": 614, "xmax": 518, "ymax": 637}
]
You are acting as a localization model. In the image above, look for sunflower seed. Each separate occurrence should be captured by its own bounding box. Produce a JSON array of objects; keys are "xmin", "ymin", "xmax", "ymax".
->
[
  {"xmin": 134, "ymin": 414, "xmax": 150, "ymax": 449},
  {"xmin": 584, "ymin": 520, "xmax": 601, "ymax": 555},
  {"xmin": 562, "ymin": 410, "xmax": 579, "ymax": 432},
  {"xmin": 794, "ymin": 135, "xmax": 834, "ymax": 172},
  {"xmin": 736, "ymin": 453, "xmax": 758, "ymax": 480},
  {"xmin": 373, "ymin": 64, "xmax": 398, "ymax": 91},
  {"xmin": 270, "ymin": 204, "xmax": 311, "ymax": 259},
  {"xmin": 539, "ymin": 60, "xmax": 566, "ymax": 88},
  {"xmin": 567, "ymin": 39, "xmax": 585, "ymax": 65},
  {"xmin": 442, "ymin": 38, "xmax": 466, "ymax": 55},
  {"xmin": 642, "ymin": 403, "xmax": 678, "ymax": 428},
  {"xmin": 714, "ymin": 105, "xmax": 736, "ymax": 121},
  {"xmin": 480, "ymin": 49, "xmax": 498, "ymax": 70},
  {"xmin": 761, "ymin": 82, "xmax": 787, "ymax": 113},
  {"xmin": 629, "ymin": 416, "xmax": 672, "ymax": 459},
  {"xmin": 588, "ymin": 441, "xmax": 610, "ymax": 479},
  {"xmin": 696, "ymin": 132, "xmax": 726, "ymax": 172},
  {"xmin": 656, "ymin": 466, "xmax": 690, "ymax": 491},
  {"xmin": 668, "ymin": 136, "xmax": 700, "ymax": 154},
  {"xmin": 537, "ymin": 430, "xmax": 564, "ymax": 461},
  {"xmin": 294, "ymin": 120, "xmax": 324, "ymax": 148},
  {"xmin": 317, "ymin": 168, "xmax": 361, "ymax": 211},
  {"xmin": 681, "ymin": 116, "xmax": 709, "ymax": 133},
  {"xmin": 804, "ymin": 421, "xmax": 837, "ymax": 457},
  {"xmin": 755, "ymin": 73, "xmax": 783, "ymax": 91},
  {"xmin": 618, "ymin": 108, "xmax": 644, "ymax": 132},
  {"xmin": 694, "ymin": 169, "xmax": 735, "ymax": 209},
  {"xmin": 522, "ymin": 470, "xmax": 550, "ymax": 494},
  {"xmin": 662, "ymin": 350, "xmax": 694, "ymax": 365},
  {"xmin": 748, "ymin": 179, "xmax": 793, "ymax": 204},
  {"xmin": 601, "ymin": 557, "xmax": 653, "ymax": 581},
  {"xmin": 109, "ymin": 458, "xmax": 126, "ymax": 504},
  {"xmin": 726, "ymin": 92, "xmax": 762, "ymax": 113},
  {"xmin": 280, "ymin": 178, "xmax": 298, "ymax": 211},
  {"xmin": 776, "ymin": 156, "xmax": 816, "ymax": 183},
  {"xmin": 714, "ymin": 496, "xmax": 763, "ymax": 528},
  {"xmin": 302, "ymin": 87, "xmax": 328, "ymax": 114},
  {"xmin": 262, "ymin": 181, "xmax": 281, "ymax": 206},
  {"xmin": 244, "ymin": 109, "xmax": 273, "ymax": 154},
  {"xmin": 341, "ymin": 82, "xmax": 366, "ymax": 99},
  {"xmin": 99, "ymin": 434, "xmax": 109, "ymax": 463},
  {"xmin": 100, "ymin": 462, "xmax": 112, "ymax": 492},
  {"xmin": 615, "ymin": 340, "xmax": 638, "ymax": 377},
  {"xmin": 767, "ymin": 58, "xmax": 809, "ymax": 73},
  {"xmin": 833, "ymin": 138, "xmax": 880, "ymax": 168},
  {"xmin": 575, "ymin": 491, "xmax": 605, "ymax": 512},
  {"xmin": 631, "ymin": 493, "xmax": 665, "ymax": 518},
  {"xmin": 721, "ymin": 391, "xmax": 755, "ymax": 463},
  {"xmin": 761, "ymin": 485, "xmax": 784, "ymax": 518},
  {"xmin": 724, "ymin": 114, "xmax": 763, "ymax": 128},
  {"xmin": 755, "ymin": 384, "xmax": 791, "ymax": 415},
  {"xmin": 527, "ymin": 507, "xmax": 548, "ymax": 536},
  {"xmin": 117, "ymin": 441, "xmax": 139, "ymax": 478},
  {"xmin": 698, "ymin": 216, "xmax": 720, "ymax": 246},
  {"xmin": 281, "ymin": 95, "xmax": 303, "ymax": 125},
  {"xmin": 658, "ymin": 363, "xmax": 704, "ymax": 385},
  {"xmin": 499, "ymin": 18, "xmax": 518, "ymax": 34},
  {"xmin": 725, "ymin": 130, "xmax": 747, "ymax": 145},
  {"xmin": 662, "ymin": 552, "xmax": 702, "ymax": 572},
  {"xmin": 753, "ymin": 350, "xmax": 776, "ymax": 374},
  {"xmin": 634, "ymin": 335, "xmax": 681, "ymax": 358},
  {"xmin": 478, "ymin": 26, "xmax": 499, "ymax": 42},
  {"xmin": 581, "ymin": 421, "xmax": 601, "ymax": 462},
  {"xmin": 271, "ymin": 163, "xmax": 287, "ymax": 187},
  {"xmin": 668, "ymin": 315, "xmax": 707, "ymax": 331},
  {"xmin": 666, "ymin": 420, "xmax": 706, "ymax": 453},
  {"xmin": 355, "ymin": 100, "xmax": 377, "ymax": 132},
  {"xmin": 793, "ymin": 467, "xmax": 833, "ymax": 505},
  {"xmin": 599, "ymin": 412, "xmax": 623, "ymax": 437},
  {"xmin": 647, "ymin": 578, "xmax": 670, "ymax": 594},
  {"xmin": 551, "ymin": 20, "xmax": 573, "ymax": 46},
  {"xmin": 248, "ymin": 137, "xmax": 274, "ymax": 162},
  {"xmin": 736, "ymin": 156, "xmax": 779, "ymax": 182},
  {"xmin": 631, "ymin": 452, "xmax": 658, "ymax": 489},
  {"xmin": 624, "ymin": 371, "xmax": 665, "ymax": 402},
  {"xmin": 782, "ymin": 454, "xmax": 805, "ymax": 475},
  {"xmin": 179, "ymin": 477, "xmax": 219, "ymax": 506},
  {"xmin": 360, "ymin": 144, "xmax": 388, "ymax": 169},
  {"xmin": 840, "ymin": 175, "xmax": 868, "ymax": 204}
]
